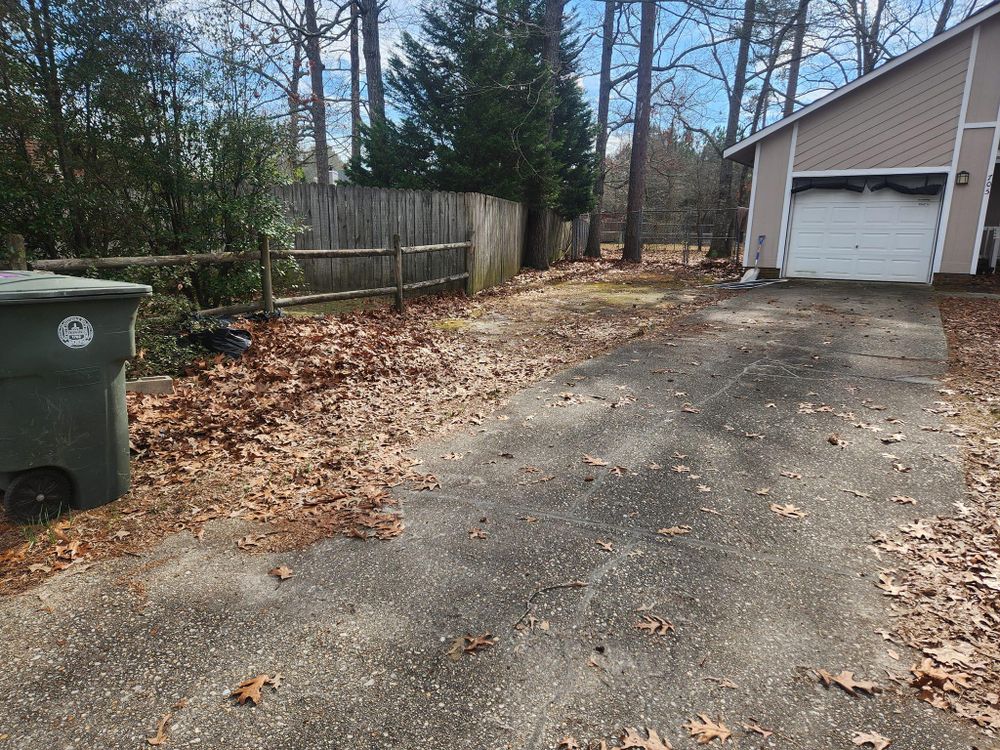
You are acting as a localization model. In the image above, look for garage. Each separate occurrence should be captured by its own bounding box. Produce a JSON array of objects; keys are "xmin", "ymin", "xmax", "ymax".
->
[
  {"xmin": 723, "ymin": 2, "xmax": 1000, "ymax": 283},
  {"xmin": 784, "ymin": 175, "xmax": 944, "ymax": 283}
]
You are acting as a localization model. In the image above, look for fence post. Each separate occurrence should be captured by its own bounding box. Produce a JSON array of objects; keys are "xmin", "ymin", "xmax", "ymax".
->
[
  {"xmin": 464, "ymin": 226, "xmax": 476, "ymax": 296},
  {"xmin": 4, "ymin": 234, "xmax": 27, "ymax": 271},
  {"xmin": 393, "ymin": 233, "xmax": 404, "ymax": 313},
  {"xmin": 259, "ymin": 233, "xmax": 274, "ymax": 314}
]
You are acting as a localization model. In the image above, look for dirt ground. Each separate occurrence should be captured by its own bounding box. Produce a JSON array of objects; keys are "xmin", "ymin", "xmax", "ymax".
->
[{"xmin": 0, "ymin": 249, "xmax": 738, "ymax": 594}]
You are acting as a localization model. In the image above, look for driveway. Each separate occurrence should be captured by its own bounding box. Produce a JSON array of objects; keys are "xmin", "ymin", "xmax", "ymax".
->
[{"xmin": 0, "ymin": 282, "xmax": 983, "ymax": 749}]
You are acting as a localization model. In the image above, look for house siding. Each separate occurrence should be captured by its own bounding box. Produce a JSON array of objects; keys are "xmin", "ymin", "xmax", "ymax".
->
[
  {"xmin": 966, "ymin": 16, "xmax": 1000, "ymax": 123},
  {"xmin": 941, "ymin": 127, "xmax": 997, "ymax": 273},
  {"xmin": 793, "ymin": 30, "xmax": 972, "ymax": 172},
  {"xmin": 746, "ymin": 127, "xmax": 793, "ymax": 269}
]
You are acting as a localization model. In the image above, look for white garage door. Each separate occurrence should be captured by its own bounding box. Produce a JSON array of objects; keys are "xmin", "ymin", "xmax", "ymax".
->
[{"xmin": 784, "ymin": 188, "xmax": 941, "ymax": 282}]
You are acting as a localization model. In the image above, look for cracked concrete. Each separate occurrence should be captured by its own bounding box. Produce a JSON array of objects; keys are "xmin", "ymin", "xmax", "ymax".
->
[{"xmin": 0, "ymin": 280, "xmax": 991, "ymax": 750}]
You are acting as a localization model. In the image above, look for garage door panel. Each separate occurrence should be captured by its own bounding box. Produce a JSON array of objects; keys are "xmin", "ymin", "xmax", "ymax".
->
[{"xmin": 785, "ymin": 188, "xmax": 939, "ymax": 283}]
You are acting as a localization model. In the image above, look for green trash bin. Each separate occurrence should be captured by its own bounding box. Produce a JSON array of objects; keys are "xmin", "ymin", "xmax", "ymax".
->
[{"xmin": 0, "ymin": 271, "xmax": 151, "ymax": 520}]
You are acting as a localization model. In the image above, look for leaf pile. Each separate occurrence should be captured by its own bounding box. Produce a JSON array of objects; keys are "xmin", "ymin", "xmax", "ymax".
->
[
  {"xmin": 0, "ymin": 254, "xmax": 725, "ymax": 593},
  {"xmin": 867, "ymin": 296, "xmax": 1000, "ymax": 730}
]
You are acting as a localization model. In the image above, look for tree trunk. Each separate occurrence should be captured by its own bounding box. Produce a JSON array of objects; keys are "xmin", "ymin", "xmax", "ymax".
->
[
  {"xmin": 934, "ymin": 0, "xmax": 954, "ymax": 34},
  {"xmin": 522, "ymin": 0, "xmax": 566, "ymax": 270},
  {"xmin": 350, "ymin": 0, "xmax": 361, "ymax": 161},
  {"xmin": 621, "ymin": 0, "xmax": 656, "ymax": 263},
  {"xmin": 303, "ymin": 0, "xmax": 330, "ymax": 185},
  {"xmin": 708, "ymin": 0, "xmax": 756, "ymax": 258},
  {"xmin": 288, "ymin": 39, "xmax": 304, "ymax": 175},
  {"xmin": 359, "ymin": 0, "xmax": 384, "ymax": 125},
  {"xmin": 783, "ymin": 0, "xmax": 809, "ymax": 116},
  {"xmin": 586, "ymin": 0, "xmax": 617, "ymax": 259}
]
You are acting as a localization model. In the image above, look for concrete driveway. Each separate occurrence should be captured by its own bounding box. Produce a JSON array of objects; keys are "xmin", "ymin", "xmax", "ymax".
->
[{"xmin": 0, "ymin": 282, "xmax": 985, "ymax": 749}]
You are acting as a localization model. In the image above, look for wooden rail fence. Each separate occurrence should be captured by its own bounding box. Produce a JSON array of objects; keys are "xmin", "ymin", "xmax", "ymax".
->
[{"xmin": 18, "ymin": 233, "xmax": 471, "ymax": 316}]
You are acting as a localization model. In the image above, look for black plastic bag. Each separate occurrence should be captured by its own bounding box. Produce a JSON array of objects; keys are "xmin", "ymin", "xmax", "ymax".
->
[{"xmin": 188, "ymin": 327, "xmax": 252, "ymax": 358}]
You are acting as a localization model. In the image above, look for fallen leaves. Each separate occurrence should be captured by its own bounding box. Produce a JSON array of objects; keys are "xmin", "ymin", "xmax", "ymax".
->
[
  {"xmin": 615, "ymin": 727, "xmax": 673, "ymax": 750},
  {"xmin": 852, "ymin": 731, "xmax": 891, "ymax": 750},
  {"xmin": 635, "ymin": 614, "xmax": 674, "ymax": 636},
  {"xmin": 230, "ymin": 673, "xmax": 282, "ymax": 705},
  {"xmin": 468, "ymin": 527, "xmax": 487, "ymax": 539},
  {"xmin": 768, "ymin": 503, "xmax": 806, "ymax": 519},
  {"xmin": 740, "ymin": 722, "xmax": 772, "ymax": 739},
  {"xmin": 815, "ymin": 669, "xmax": 879, "ymax": 696},
  {"xmin": 146, "ymin": 712, "xmax": 172, "ymax": 746},
  {"xmin": 596, "ymin": 539, "xmax": 614, "ymax": 552},
  {"xmin": 583, "ymin": 454, "xmax": 609, "ymax": 466},
  {"xmin": 447, "ymin": 633, "xmax": 496, "ymax": 660},
  {"xmin": 683, "ymin": 715, "xmax": 731, "ymax": 744},
  {"xmin": 656, "ymin": 525, "xmax": 691, "ymax": 537},
  {"xmin": 268, "ymin": 565, "xmax": 294, "ymax": 580}
]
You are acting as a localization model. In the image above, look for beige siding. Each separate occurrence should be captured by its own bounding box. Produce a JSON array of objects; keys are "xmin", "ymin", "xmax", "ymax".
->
[
  {"xmin": 967, "ymin": 16, "xmax": 1000, "ymax": 123},
  {"xmin": 793, "ymin": 31, "xmax": 972, "ymax": 171},
  {"xmin": 940, "ymin": 127, "xmax": 997, "ymax": 273},
  {"xmin": 747, "ymin": 127, "xmax": 794, "ymax": 268}
]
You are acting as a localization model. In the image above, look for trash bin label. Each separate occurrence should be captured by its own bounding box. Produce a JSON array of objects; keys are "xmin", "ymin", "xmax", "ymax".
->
[{"xmin": 57, "ymin": 315, "xmax": 94, "ymax": 349}]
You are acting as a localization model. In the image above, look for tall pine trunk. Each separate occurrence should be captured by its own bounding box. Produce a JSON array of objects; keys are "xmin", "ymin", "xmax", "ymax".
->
[
  {"xmin": 621, "ymin": 0, "xmax": 656, "ymax": 263},
  {"xmin": 304, "ymin": 0, "xmax": 330, "ymax": 185},
  {"xmin": 585, "ymin": 0, "xmax": 617, "ymax": 259},
  {"xmin": 350, "ymin": 0, "xmax": 361, "ymax": 161},
  {"xmin": 783, "ymin": 0, "xmax": 809, "ymax": 116},
  {"xmin": 523, "ymin": 0, "xmax": 566, "ymax": 270},
  {"xmin": 707, "ymin": 0, "xmax": 756, "ymax": 259},
  {"xmin": 359, "ymin": 0, "xmax": 384, "ymax": 125}
]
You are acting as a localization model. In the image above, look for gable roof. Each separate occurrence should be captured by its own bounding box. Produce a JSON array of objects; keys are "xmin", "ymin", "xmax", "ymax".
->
[{"xmin": 724, "ymin": 0, "xmax": 1000, "ymax": 165}]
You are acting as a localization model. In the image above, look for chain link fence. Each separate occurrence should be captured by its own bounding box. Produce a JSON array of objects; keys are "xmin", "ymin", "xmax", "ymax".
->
[{"xmin": 596, "ymin": 208, "xmax": 748, "ymax": 263}]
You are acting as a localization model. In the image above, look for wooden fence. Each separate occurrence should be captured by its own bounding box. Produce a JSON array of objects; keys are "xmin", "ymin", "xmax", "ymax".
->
[
  {"xmin": 22, "ymin": 234, "xmax": 469, "ymax": 316},
  {"xmin": 5, "ymin": 184, "xmax": 582, "ymax": 314},
  {"xmin": 275, "ymin": 184, "xmax": 576, "ymax": 295}
]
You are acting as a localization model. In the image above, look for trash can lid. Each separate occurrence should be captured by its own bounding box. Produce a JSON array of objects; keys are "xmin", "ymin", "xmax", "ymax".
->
[{"xmin": 0, "ymin": 271, "xmax": 152, "ymax": 303}]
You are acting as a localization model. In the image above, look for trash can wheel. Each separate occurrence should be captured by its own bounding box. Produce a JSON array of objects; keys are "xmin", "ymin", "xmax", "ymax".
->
[{"xmin": 2, "ymin": 469, "xmax": 73, "ymax": 522}]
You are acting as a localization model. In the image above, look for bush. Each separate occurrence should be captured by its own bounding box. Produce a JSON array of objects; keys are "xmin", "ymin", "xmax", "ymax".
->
[{"xmin": 129, "ymin": 294, "xmax": 209, "ymax": 378}]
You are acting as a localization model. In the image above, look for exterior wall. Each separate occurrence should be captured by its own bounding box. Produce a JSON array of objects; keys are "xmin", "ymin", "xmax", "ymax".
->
[
  {"xmin": 987, "ymin": 185, "xmax": 1000, "ymax": 226},
  {"xmin": 939, "ymin": 15, "xmax": 1000, "ymax": 274},
  {"xmin": 746, "ymin": 127, "xmax": 794, "ymax": 269},
  {"xmin": 940, "ymin": 127, "xmax": 997, "ymax": 273},
  {"xmin": 793, "ymin": 31, "xmax": 971, "ymax": 172}
]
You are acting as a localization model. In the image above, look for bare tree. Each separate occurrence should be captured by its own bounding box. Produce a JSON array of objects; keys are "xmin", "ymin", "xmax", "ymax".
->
[
  {"xmin": 784, "ymin": 0, "xmax": 809, "ymax": 115},
  {"xmin": 586, "ymin": 0, "xmax": 618, "ymax": 259},
  {"xmin": 303, "ymin": 0, "xmax": 331, "ymax": 183},
  {"xmin": 621, "ymin": 0, "xmax": 656, "ymax": 263},
  {"xmin": 707, "ymin": 0, "xmax": 756, "ymax": 258}
]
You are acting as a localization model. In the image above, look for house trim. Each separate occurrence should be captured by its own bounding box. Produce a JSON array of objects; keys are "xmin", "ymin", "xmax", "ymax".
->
[{"xmin": 775, "ymin": 123, "xmax": 799, "ymax": 273}]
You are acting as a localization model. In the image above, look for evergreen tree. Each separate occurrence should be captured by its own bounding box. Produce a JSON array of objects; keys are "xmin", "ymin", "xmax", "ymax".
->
[{"xmin": 347, "ymin": 0, "xmax": 594, "ymax": 220}]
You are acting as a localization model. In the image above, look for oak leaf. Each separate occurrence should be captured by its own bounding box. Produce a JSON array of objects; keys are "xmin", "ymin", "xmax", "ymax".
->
[
  {"xmin": 615, "ymin": 727, "xmax": 672, "ymax": 750},
  {"xmin": 269, "ymin": 565, "xmax": 294, "ymax": 580},
  {"xmin": 230, "ymin": 674, "xmax": 281, "ymax": 705},
  {"xmin": 769, "ymin": 503, "xmax": 806, "ymax": 519},
  {"xmin": 683, "ymin": 714, "xmax": 731, "ymax": 744},
  {"xmin": 146, "ymin": 712, "xmax": 172, "ymax": 746},
  {"xmin": 635, "ymin": 614, "xmax": 674, "ymax": 636},
  {"xmin": 583, "ymin": 454, "xmax": 609, "ymax": 466},
  {"xmin": 816, "ymin": 669, "xmax": 878, "ymax": 696},
  {"xmin": 740, "ymin": 722, "xmax": 772, "ymax": 738},
  {"xmin": 657, "ymin": 525, "xmax": 691, "ymax": 537},
  {"xmin": 852, "ymin": 731, "xmax": 891, "ymax": 750}
]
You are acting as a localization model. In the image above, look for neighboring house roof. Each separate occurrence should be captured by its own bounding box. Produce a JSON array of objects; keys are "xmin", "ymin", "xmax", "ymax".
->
[{"xmin": 724, "ymin": 0, "xmax": 1000, "ymax": 165}]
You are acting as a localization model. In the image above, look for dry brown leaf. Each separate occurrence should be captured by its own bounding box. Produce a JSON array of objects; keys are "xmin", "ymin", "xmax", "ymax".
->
[
  {"xmin": 635, "ymin": 614, "xmax": 674, "ymax": 636},
  {"xmin": 615, "ymin": 727, "xmax": 672, "ymax": 750},
  {"xmin": 146, "ymin": 712, "xmax": 172, "ymax": 746},
  {"xmin": 269, "ymin": 565, "xmax": 294, "ymax": 580},
  {"xmin": 230, "ymin": 674, "xmax": 281, "ymax": 705},
  {"xmin": 683, "ymin": 714, "xmax": 731, "ymax": 744},
  {"xmin": 596, "ymin": 539, "xmax": 614, "ymax": 552},
  {"xmin": 769, "ymin": 503, "xmax": 806, "ymax": 519},
  {"xmin": 447, "ymin": 633, "xmax": 496, "ymax": 660},
  {"xmin": 816, "ymin": 669, "xmax": 879, "ymax": 696},
  {"xmin": 583, "ymin": 454, "xmax": 609, "ymax": 466},
  {"xmin": 657, "ymin": 525, "xmax": 691, "ymax": 537},
  {"xmin": 852, "ymin": 731, "xmax": 891, "ymax": 750},
  {"xmin": 740, "ymin": 722, "xmax": 772, "ymax": 739}
]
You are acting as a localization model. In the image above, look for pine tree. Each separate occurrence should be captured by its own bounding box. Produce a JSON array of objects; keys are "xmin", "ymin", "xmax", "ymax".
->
[{"xmin": 347, "ymin": 0, "xmax": 594, "ymax": 220}]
